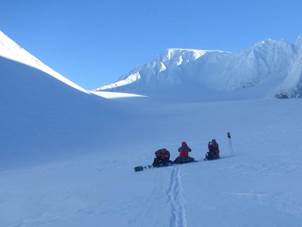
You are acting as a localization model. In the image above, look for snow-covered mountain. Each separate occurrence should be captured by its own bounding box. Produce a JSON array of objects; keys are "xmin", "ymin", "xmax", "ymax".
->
[{"xmin": 97, "ymin": 38, "xmax": 302, "ymax": 100}]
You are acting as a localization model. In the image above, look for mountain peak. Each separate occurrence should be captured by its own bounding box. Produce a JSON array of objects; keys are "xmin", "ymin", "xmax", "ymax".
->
[
  {"xmin": 161, "ymin": 48, "xmax": 207, "ymax": 62},
  {"xmin": 97, "ymin": 37, "xmax": 302, "ymax": 100},
  {"xmin": 253, "ymin": 38, "xmax": 289, "ymax": 49}
]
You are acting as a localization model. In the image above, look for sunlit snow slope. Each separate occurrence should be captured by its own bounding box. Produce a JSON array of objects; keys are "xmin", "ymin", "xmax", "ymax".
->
[{"xmin": 0, "ymin": 31, "xmax": 87, "ymax": 93}]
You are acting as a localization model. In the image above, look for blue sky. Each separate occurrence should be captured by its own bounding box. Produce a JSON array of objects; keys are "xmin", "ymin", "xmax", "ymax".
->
[{"xmin": 1, "ymin": 0, "xmax": 302, "ymax": 88}]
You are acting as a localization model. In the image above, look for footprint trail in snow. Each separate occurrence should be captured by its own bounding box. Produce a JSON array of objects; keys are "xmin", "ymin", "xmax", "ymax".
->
[{"xmin": 167, "ymin": 167, "xmax": 187, "ymax": 227}]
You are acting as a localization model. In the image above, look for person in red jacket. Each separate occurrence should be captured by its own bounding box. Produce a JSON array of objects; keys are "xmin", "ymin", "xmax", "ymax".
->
[
  {"xmin": 179, "ymin": 141, "xmax": 191, "ymax": 157},
  {"xmin": 174, "ymin": 141, "xmax": 195, "ymax": 164}
]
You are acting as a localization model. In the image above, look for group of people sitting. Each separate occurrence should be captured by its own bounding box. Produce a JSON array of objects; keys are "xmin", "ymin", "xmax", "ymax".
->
[{"xmin": 152, "ymin": 140, "xmax": 220, "ymax": 167}]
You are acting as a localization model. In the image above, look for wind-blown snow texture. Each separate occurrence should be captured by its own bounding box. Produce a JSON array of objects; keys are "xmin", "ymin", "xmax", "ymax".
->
[
  {"xmin": 97, "ymin": 38, "xmax": 302, "ymax": 100},
  {"xmin": 1, "ymin": 31, "xmax": 302, "ymax": 227}
]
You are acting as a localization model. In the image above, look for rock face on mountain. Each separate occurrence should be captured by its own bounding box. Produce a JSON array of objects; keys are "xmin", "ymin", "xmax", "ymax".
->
[{"xmin": 97, "ymin": 38, "xmax": 302, "ymax": 100}]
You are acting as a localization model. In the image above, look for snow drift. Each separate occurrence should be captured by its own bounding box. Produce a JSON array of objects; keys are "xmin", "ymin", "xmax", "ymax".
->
[{"xmin": 97, "ymin": 38, "xmax": 302, "ymax": 100}]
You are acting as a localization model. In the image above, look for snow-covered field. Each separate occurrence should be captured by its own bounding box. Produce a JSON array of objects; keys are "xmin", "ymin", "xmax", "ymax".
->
[
  {"xmin": 1, "ymin": 31, "xmax": 302, "ymax": 227},
  {"xmin": 1, "ymin": 97, "xmax": 302, "ymax": 227}
]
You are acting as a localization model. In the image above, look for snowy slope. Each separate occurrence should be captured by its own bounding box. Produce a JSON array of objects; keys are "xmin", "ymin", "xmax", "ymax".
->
[
  {"xmin": 0, "ymin": 55, "xmax": 125, "ymax": 168},
  {"xmin": 1, "ymin": 98, "xmax": 302, "ymax": 227},
  {"xmin": 0, "ymin": 31, "xmax": 87, "ymax": 93},
  {"xmin": 0, "ymin": 31, "xmax": 148, "ymax": 169},
  {"xmin": 278, "ymin": 37, "xmax": 302, "ymax": 97},
  {"xmin": 0, "ymin": 32, "xmax": 136, "ymax": 168},
  {"xmin": 0, "ymin": 30, "xmax": 146, "ymax": 100},
  {"xmin": 97, "ymin": 38, "xmax": 302, "ymax": 100}
]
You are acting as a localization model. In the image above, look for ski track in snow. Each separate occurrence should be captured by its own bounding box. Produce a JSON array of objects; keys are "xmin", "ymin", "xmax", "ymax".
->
[{"xmin": 167, "ymin": 167, "xmax": 187, "ymax": 227}]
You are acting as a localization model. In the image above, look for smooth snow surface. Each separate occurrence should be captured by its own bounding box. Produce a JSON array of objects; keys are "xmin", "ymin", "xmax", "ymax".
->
[
  {"xmin": 1, "ymin": 98, "xmax": 302, "ymax": 227},
  {"xmin": 97, "ymin": 39, "xmax": 302, "ymax": 100}
]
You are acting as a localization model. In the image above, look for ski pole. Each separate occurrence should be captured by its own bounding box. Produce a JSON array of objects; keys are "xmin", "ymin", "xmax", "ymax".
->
[{"xmin": 227, "ymin": 132, "xmax": 234, "ymax": 156}]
